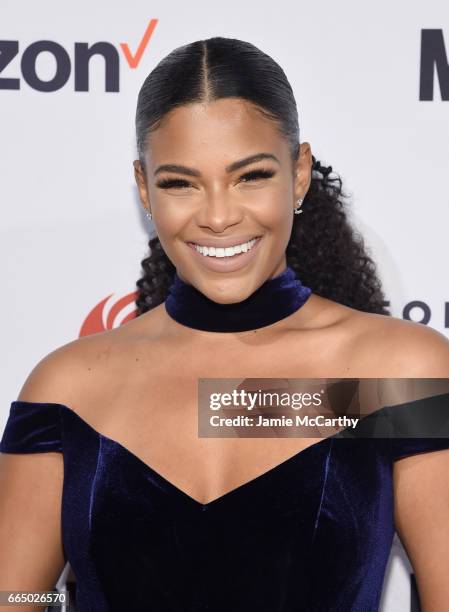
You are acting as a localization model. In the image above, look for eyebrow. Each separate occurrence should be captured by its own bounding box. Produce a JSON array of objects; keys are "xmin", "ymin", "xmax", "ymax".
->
[{"xmin": 153, "ymin": 152, "xmax": 280, "ymax": 177}]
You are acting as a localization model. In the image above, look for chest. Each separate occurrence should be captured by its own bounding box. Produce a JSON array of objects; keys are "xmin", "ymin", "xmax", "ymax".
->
[{"xmin": 76, "ymin": 331, "xmax": 383, "ymax": 506}]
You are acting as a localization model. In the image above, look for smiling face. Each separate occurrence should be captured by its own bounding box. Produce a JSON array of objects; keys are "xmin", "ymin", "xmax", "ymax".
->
[{"xmin": 134, "ymin": 97, "xmax": 312, "ymax": 304}]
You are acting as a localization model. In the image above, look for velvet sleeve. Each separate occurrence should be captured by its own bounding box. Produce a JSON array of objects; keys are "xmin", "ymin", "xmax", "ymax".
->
[
  {"xmin": 0, "ymin": 400, "xmax": 63, "ymax": 454},
  {"xmin": 388, "ymin": 391, "xmax": 449, "ymax": 461}
]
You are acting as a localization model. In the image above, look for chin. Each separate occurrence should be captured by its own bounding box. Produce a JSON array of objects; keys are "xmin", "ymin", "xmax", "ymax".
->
[{"xmin": 197, "ymin": 278, "xmax": 255, "ymax": 305}]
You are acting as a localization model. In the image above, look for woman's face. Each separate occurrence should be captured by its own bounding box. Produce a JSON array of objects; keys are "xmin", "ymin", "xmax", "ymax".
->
[{"xmin": 134, "ymin": 97, "xmax": 312, "ymax": 304}]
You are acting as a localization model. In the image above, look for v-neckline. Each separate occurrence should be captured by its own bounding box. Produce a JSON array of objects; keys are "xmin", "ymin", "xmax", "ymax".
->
[
  {"xmin": 55, "ymin": 402, "xmax": 335, "ymax": 509},
  {"xmin": 12, "ymin": 400, "xmax": 366, "ymax": 509},
  {"xmin": 21, "ymin": 400, "xmax": 342, "ymax": 510}
]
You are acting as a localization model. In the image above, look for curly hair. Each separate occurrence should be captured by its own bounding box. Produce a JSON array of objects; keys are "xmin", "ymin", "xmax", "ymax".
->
[{"xmin": 134, "ymin": 37, "xmax": 390, "ymax": 317}]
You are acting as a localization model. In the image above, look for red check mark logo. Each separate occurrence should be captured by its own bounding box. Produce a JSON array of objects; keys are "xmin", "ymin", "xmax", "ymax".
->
[{"xmin": 120, "ymin": 19, "xmax": 158, "ymax": 69}]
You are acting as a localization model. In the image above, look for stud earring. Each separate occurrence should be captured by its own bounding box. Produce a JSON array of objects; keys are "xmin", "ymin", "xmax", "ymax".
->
[
  {"xmin": 294, "ymin": 198, "xmax": 304, "ymax": 215},
  {"xmin": 145, "ymin": 209, "xmax": 152, "ymax": 220}
]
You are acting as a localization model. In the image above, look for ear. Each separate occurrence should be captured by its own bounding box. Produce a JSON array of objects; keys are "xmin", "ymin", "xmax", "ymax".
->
[
  {"xmin": 133, "ymin": 160, "xmax": 151, "ymax": 215},
  {"xmin": 293, "ymin": 142, "xmax": 313, "ymax": 200}
]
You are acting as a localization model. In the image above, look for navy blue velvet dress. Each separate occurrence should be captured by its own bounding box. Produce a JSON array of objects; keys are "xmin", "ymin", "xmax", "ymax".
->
[{"xmin": 1, "ymin": 397, "xmax": 449, "ymax": 611}]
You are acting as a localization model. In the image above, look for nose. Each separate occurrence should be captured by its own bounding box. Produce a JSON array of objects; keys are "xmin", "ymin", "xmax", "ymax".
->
[{"xmin": 196, "ymin": 192, "xmax": 244, "ymax": 233}]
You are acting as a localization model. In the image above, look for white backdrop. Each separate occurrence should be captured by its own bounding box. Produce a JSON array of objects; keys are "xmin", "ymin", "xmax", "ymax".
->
[{"xmin": 1, "ymin": 1, "xmax": 448, "ymax": 609}]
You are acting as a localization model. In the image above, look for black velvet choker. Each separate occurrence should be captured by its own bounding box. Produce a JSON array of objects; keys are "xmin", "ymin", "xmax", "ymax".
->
[{"xmin": 164, "ymin": 266, "xmax": 312, "ymax": 333}]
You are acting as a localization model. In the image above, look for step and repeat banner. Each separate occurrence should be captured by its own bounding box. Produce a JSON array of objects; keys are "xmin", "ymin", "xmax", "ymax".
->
[{"xmin": 1, "ymin": 1, "xmax": 448, "ymax": 610}]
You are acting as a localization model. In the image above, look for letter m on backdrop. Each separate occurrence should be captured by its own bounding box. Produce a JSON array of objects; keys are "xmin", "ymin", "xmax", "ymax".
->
[{"xmin": 420, "ymin": 29, "xmax": 449, "ymax": 100}]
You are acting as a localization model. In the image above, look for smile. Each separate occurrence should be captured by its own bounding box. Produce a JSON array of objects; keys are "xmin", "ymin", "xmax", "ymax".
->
[
  {"xmin": 191, "ymin": 237, "xmax": 259, "ymax": 258},
  {"xmin": 186, "ymin": 235, "xmax": 263, "ymax": 273}
]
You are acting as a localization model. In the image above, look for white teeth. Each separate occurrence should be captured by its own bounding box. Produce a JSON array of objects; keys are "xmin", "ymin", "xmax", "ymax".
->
[{"xmin": 193, "ymin": 238, "xmax": 258, "ymax": 258}]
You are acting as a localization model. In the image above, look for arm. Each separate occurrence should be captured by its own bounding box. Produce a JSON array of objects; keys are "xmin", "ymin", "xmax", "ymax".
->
[
  {"xmin": 394, "ymin": 449, "xmax": 449, "ymax": 611},
  {"xmin": 0, "ymin": 348, "xmax": 76, "ymax": 611},
  {"xmin": 0, "ymin": 454, "xmax": 65, "ymax": 611},
  {"xmin": 392, "ymin": 324, "xmax": 449, "ymax": 611}
]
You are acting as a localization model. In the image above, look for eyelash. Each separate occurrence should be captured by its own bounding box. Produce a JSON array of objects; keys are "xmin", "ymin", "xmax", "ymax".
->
[{"xmin": 155, "ymin": 168, "xmax": 276, "ymax": 190}]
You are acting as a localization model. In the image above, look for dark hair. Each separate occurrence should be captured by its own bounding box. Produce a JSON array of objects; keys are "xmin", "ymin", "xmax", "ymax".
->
[{"xmin": 134, "ymin": 37, "xmax": 390, "ymax": 316}]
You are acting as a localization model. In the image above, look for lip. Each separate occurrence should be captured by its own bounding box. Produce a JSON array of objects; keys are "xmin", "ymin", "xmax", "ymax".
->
[
  {"xmin": 187, "ymin": 236, "xmax": 263, "ymax": 273},
  {"xmin": 187, "ymin": 235, "xmax": 262, "ymax": 249}
]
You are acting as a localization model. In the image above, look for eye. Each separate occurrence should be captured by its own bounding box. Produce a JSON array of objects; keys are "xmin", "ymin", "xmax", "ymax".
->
[
  {"xmin": 155, "ymin": 167, "xmax": 276, "ymax": 190},
  {"xmin": 156, "ymin": 177, "xmax": 192, "ymax": 190},
  {"xmin": 239, "ymin": 168, "xmax": 276, "ymax": 183}
]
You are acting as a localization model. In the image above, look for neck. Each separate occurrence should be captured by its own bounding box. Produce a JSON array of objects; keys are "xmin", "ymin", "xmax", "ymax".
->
[{"xmin": 164, "ymin": 266, "xmax": 312, "ymax": 333}]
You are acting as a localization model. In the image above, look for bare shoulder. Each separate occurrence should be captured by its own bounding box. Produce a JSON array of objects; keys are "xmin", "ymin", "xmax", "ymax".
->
[
  {"xmin": 15, "ymin": 331, "xmax": 108, "ymax": 406},
  {"xmin": 305, "ymin": 293, "xmax": 449, "ymax": 376},
  {"xmin": 15, "ymin": 305, "xmax": 163, "ymax": 407},
  {"xmin": 349, "ymin": 307, "xmax": 449, "ymax": 377}
]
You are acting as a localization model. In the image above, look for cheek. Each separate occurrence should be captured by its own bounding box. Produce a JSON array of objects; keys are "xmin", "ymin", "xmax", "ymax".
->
[
  {"xmin": 250, "ymin": 187, "xmax": 292, "ymax": 230},
  {"xmin": 151, "ymin": 197, "xmax": 192, "ymax": 239},
  {"xmin": 149, "ymin": 209, "xmax": 186, "ymax": 266}
]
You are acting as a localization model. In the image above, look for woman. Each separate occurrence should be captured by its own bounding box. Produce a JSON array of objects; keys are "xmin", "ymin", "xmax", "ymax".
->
[{"xmin": 1, "ymin": 36, "xmax": 448, "ymax": 612}]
